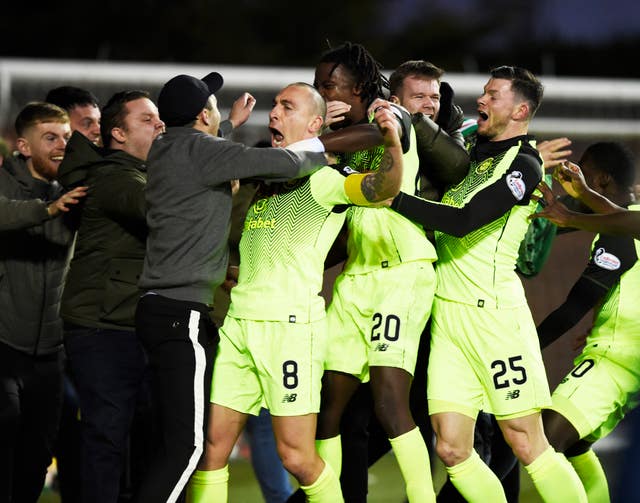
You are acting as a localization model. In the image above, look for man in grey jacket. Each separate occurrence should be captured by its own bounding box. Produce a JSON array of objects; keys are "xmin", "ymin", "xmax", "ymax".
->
[
  {"xmin": 0, "ymin": 102, "xmax": 85, "ymax": 503},
  {"xmin": 134, "ymin": 71, "xmax": 330, "ymax": 503}
]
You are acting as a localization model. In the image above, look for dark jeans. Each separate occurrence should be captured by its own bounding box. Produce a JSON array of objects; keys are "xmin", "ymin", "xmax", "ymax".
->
[
  {"xmin": 65, "ymin": 325, "xmax": 148, "ymax": 503},
  {"xmin": 0, "ymin": 341, "xmax": 64, "ymax": 503},
  {"xmin": 133, "ymin": 294, "xmax": 218, "ymax": 503}
]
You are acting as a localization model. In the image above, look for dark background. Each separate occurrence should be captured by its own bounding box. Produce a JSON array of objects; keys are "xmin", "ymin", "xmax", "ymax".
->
[{"xmin": 3, "ymin": 0, "xmax": 640, "ymax": 77}]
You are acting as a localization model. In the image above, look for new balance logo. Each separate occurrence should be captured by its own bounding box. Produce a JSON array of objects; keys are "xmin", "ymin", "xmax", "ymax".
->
[
  {"xmin": 505, "ymin": 390, "xmax": 520, "ymax": 400},
  {"xmin": 282, "ymin": 393, "xmax": 297, "ymax": 403},
  {"xmin": 374, "ymin": 343, "xmax": 389, "ymax": 352}
]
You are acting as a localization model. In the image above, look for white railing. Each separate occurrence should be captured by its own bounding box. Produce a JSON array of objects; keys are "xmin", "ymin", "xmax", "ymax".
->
[{"xmin": 2, "ymin": 58, "xmax": 640, "ymax": 137}]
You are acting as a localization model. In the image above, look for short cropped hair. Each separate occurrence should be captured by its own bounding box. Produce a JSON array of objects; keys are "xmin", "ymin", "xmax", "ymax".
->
[
  {"xmin": 581, "ymin": 142, "xmax": 637, "ymax": 190},
  {"xmin": 287, "ymin": 82, "xmax": 327, "ymax": 120},
  {"xmin": 389, "ymin": 60, "xmax": 444, "ymax": 96},
  {"xmin": 45, "ymin": 86, "xmax": 99, "ymax": 112},
  {"xmin": 490, "ymin": 66, "xmax": 544, "ymax": 118},
  {"xmin": 100, "ymin": 90, "xmax": 150, "ymax": 147},
  {"xmin": 15, "ymin": 102, "xmax": 69, "ymax": 137}
]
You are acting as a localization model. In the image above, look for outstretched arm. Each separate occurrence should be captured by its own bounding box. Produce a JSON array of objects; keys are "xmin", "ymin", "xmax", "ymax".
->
[
  {"xmin": 537, "ymin": 232, "xmax": 637, "ymax": 348},
  {"xmin": 0, "ymin": 186, "xmax": 87, "ymax": 231},
  {"xmin": 531, "ymin": 173, "xmax": 640, "ymax": 239},
  {"xmin": 391, "ymin": 151, "xmax": 542, "ymax": 236}
]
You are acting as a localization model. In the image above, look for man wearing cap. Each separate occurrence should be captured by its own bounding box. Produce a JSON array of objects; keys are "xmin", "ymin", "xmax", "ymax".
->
[{"xmin": 133, "ymin": 72, "xmax": 331, "ymax": 503}]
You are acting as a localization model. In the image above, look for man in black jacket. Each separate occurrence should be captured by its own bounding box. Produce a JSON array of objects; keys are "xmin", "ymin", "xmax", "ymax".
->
[
  {"xmin": 0, "ymin": 102, "xmax": 85, "ymax": 503},
  {"xmin": 57, "ymin": 90, "xmax": 165, "ymax": 503}
]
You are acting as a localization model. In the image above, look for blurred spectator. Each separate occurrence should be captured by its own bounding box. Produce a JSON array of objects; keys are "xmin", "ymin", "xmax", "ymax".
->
[
  {"xmin": 0, "ymin": 136, "xmax": 11, "ymax": 165},
  {"xmin": 45, "ymin": 84, "xmax": 103, "ymax": 503},
  {"xmin": 46, "ymin": 86, "xmax": 102, "ymax": 145}
]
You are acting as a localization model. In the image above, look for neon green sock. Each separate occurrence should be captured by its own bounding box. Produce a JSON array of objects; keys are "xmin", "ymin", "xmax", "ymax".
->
[
  {"xmin": 446, "ymin": 450, "xmax": 507, "ymax": 503},
  {"xmin": 525, "ymin": 447, "xmax": 587, "ymax": 502},
  {"xmin": 568, "ymin": 449, "xmax": 610, "ymax": 502},
  {"xmin": 185, "ymin": 466, "xmax": 229, "ymax": 503},
  {"xmin": 389, "ymin": 427, "xmax": 436, "ymax": 502},
  {"xmin": 316, "ymin": 435, "xmax": 342, "ymax": 477},
  {"xmin": 300, "ymin": 461, "xmax": 344, "ymax": 503}
]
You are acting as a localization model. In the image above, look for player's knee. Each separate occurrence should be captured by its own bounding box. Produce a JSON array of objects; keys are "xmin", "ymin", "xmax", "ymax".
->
[
  {"xmin": 542, "ymin": 409, "xmax": 579, "ymax": 453},
  {"xmin": 374, "ymin": 400, "xmax": 414, "ymax": 437},
  {"xmin": 435, "ymin": 437, "xmax": 472, "ymax": 467},
  {"xmin": 501, "ymin": 427, "xmax": 547, "ymax": 465},
  {"xmin": 277, "ymin": 445, "xmax": 316, "ymax": 483},
  {"xmin": 316, "ymin": 408, "xmax": 342, "ymax": 439}
]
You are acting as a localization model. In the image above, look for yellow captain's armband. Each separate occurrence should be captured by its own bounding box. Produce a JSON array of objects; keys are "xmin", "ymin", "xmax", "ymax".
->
[{"xmin": 344, "ymin": 173, "xmax": 372, "ymax": 206}]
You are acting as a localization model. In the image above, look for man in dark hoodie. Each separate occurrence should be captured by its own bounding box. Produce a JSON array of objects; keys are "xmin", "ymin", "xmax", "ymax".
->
[
  {"xmin": 0, "ymin": 102, "xmax": 85, "ymax": 503},
  {"xmin": 57, "ymin": 90, "xmax": 165, "ymax": 503}
]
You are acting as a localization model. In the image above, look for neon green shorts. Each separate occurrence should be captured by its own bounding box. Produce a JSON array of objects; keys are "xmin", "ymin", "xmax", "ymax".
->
[
  {"xmin": 325, "ymin": 260, "xmax": 435, "ymax": 381},
  {"xmin": 427, "ymin": 297, "xmax": 551, "ymax": 419},
  {"xmin": 549, "ymin": 342, "xmax": 640, "ymax": 441},
  {"xmin": 210, "ymin": 316, "xmax": 326, "ymax": 416}
]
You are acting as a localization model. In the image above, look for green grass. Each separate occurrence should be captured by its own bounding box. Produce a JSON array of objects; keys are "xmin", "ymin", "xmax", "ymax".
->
[
  {"xmin": 38, "ymin": 452, "xmax": 546, "ymax": 502},
  {"xmin": 227, "ymin": 451, "xmax": 544, "ymax": 503}
]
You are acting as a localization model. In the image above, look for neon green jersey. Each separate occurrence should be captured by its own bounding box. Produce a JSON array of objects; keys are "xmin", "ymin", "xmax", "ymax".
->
[
  {"xmin": 590, "ymin": 205, "xmax": 640, "ymax": 347},
  {"xmin": 229, "ymin": 166, "xmax": 351, "ymax": 323},
  {"xmin": 435, "ymin": 141, "xmax": 540, "ymax": 308},
  {"xmin": 341, "ymin": 125, "xmax": 436, "ymax": 275}
]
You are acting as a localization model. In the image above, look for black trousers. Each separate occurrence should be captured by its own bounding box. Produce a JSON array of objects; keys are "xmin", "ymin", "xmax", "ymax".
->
[
  {"xmin": 0, "ymin": 341, "xmax": 64, "ymax": 503},
  {"xmin": 64, "ymin": 326, "xmax": 148, "ymax": 503},
  {"xmin": 133, "ymin": 294, "xmax": 218, "ymax": 503}
]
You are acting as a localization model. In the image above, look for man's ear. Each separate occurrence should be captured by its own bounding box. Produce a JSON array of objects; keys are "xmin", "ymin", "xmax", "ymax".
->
[
  {"xmin": 309, "ymin": 115, "xmax": 324, "ymax": 135},
  {"xmin": 596, "ymin": 171, "xmax": 613, "ymax": 191},
  {"xmin": 16, "ymin": 137, "xmax": 30, "ymax": 157},
  {"xmin": 512, "ymin": 102, "xmax": 529, "ymax": 122},
  {"xmin": 198, "ymin": 108, "xmax": 210, "ymax": 127},
  {"xmin": 389, "ymin": 95, "xmax": 401, "ymax": 105},
  {"xmin": 111, "ymin": 127, "xmax": 127, "ymax": 144}
]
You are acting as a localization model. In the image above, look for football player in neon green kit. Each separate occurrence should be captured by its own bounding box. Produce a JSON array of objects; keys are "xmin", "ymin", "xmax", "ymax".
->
[
  {"xmin": 534, "ymin": 142, "xmax": 639, "ymax": 502},
  {"xmin": 390, "ymin": 66, "xmax": 587, "ymax": 503},
  {"xmin": 186, "ymin": 82, "xmax": 406, "ymax": 503},
  {"xmin": 313, "ymin": 43, "xmax": 438, "ymax": 503}
]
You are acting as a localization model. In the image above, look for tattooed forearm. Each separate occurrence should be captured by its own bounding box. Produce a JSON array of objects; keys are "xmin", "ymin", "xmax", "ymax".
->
[{"xmin": 361, "ymin": 148, "xmax": 395, "ymax": 201}]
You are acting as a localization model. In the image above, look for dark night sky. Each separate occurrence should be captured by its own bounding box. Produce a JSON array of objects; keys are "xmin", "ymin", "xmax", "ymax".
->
[{"xmin": 386, "ymin": 0, "xmax": 640, "ymax": 43}]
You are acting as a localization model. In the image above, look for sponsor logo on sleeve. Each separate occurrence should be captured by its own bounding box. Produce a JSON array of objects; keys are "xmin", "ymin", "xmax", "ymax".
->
[
  {"xmin": 506, "ymin": 171, "xmax": 526, "ymax": 201},
  {"xmin": 593, "ymin": 247, "xmax": 621, "ymax": 270}
]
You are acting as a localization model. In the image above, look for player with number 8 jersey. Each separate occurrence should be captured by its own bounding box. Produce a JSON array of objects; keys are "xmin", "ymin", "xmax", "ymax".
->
[{"xmin": 186, "ymin": 83, "xmax": 407, "ymax": 503}]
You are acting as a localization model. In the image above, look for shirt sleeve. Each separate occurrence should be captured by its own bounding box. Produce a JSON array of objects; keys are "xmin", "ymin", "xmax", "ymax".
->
[
  {"xmin": 390, "ymin": 151, "xmax": 542, "ymax": 237},
  {"xmin": 0, "ymin": 195, "xmax": 50, "ymax": 231},
  {"xmin": 310, "ymin": 165, "xmax": 362, "ymax": 208},
  {"xmin": 197, "ymin": 136, "xmax": 327, "ymax": 187},
  {"xmin": 537, "ymin": 233, "xmax": 638, "ymax": 348}
]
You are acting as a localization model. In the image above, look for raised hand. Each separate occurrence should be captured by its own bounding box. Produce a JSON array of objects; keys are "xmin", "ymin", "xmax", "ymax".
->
[
  {"xmin": 537, "ymin": 137, "xmax": 572, "ymax": 170},
  {"xmin": 228, "ymin": 93, "xmax": 257, "ymax": 129},
  {"xmin": 324, "ymin": 100, "xmax": 351, "ymax": 128}
]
